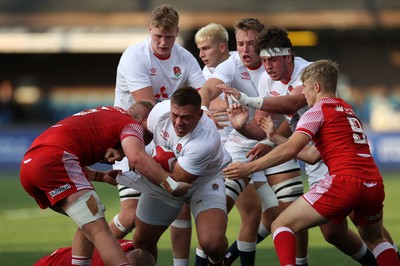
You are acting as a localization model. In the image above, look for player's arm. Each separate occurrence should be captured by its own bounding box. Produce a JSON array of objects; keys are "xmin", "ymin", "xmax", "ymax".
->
[
  {"xmin": 223, "ymin": 132, "xmax": 309, "ymax": 179},
  {"xmin": 131, "ymin": 86, "xmax": 155, "ymax": 103},
  {"xmin": 259, "ymin": 116, "xmax": 321, "ymax": 164},
  {"xmin": 222, "ymin": 85, "xmax": 307, "ymax": 114},
  {"xmin": 122, "ymin": 137, "xmax": 191, "ymax": 194},
  {"xmin": 199, "ymin": 77, "xmax": 224, "ymax": 108}
]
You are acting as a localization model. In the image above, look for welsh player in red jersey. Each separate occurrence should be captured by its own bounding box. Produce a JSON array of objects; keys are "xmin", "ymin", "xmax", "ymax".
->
[
  {"xmin": 20, "ymin": 101, "xmax": 190, "ymax": 266},
  {"xmin": 223, "ymin": 59, "xmax": 399, "ymax": 266},
  {"xmin": 34, "ymin": 239, "xmax": 155, "ymax": 266}
]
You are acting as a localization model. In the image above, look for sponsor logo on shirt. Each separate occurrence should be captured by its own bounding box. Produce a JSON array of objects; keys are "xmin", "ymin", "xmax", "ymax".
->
[
  {"xmin": 160, "ymin": 130, "xmax": 170, "ymax": 141},
  {"xmin": 212, "ymin": 183, "xmax": 220, "ymax": 191},
  {"xmin": 154, "ymin": 86, "xmax": 169, "ymax": 102},
  {"xmin": 150, "ymin": 67, "xmax": 157, "ymax": 76},
  {"xmin": 48, "ymin": 183, "xmax": 71, "ymax": 198}
]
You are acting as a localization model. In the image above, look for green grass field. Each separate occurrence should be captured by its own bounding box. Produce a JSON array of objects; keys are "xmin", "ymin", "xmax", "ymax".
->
[{"xmin": 0, "ymin": 171, "xmax": 398, "ymax": 265}]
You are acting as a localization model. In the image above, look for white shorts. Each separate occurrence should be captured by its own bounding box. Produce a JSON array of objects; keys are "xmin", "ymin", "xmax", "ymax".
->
[
  {"xmin": 224, "ymin": 135, "xmax": 266, "ymax": 182},
  {"xmin": 305, "ymin": 160, "xmax": 329, "ymax": 189},
  {"xmin": 119, "ymin": 172, "xmax": 226, "ymax": 226}
]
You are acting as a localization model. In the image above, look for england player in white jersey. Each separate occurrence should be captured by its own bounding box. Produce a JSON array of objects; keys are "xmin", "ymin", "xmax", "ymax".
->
[
  {"xmin": 195, "ymin": 23, "xmax": 234, "ymax": 145},
  {"xmin": 216, "ymin": 27, "xmax": 309, "ymax": 266},
  {"xmin": 109, "ymin": 5, "xmax": 205, "ymax": 266},
  {"xmin": 118, "ymin": 87, "xmax": 231, "ymax": 265},
  {"xmin": 223, "ymin": 26, "xmax": 381, "ymax": 265},
  {"xmin": 199, "ymin": 18, "xmax": 302, "ymax": 266}
]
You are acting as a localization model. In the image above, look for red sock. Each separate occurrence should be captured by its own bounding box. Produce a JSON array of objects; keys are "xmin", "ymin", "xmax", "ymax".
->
[
  {"xmin": 273, "ymin": 227, "xmax": 296, "ymax": 266},
  {"xmin": 373, "ymin": 242, "xmax": 400, "ymax": 266}
]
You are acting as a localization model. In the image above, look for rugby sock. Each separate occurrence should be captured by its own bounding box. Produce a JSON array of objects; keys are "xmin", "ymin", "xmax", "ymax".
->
[
  {"xmin": 393, "ymin": 243, "xmax": 400, "ymax": 260},
  {"xmin": 194, "ymin": 248, "xmax": 208, "ymax": 266},
  {"xmin": 224, "ymin": 240, "xmax": 239, "ymax": 265},
  {"xmin": 296, "ymin": 255, "xmax": 309, "ymax": 266},
  {"xmin": 351, "ymin": 242, "xmax": 377, "ymax": 266},
  {"xmin": 173, "ymin": 258, "xmax": 189, "ymax": 266},
  {"xmin": 257, "ymin": 223, "xmax": 270, "ymax": 243},
  {"xmin": 273, "ymin": 227, "xmax": 296, "ymax": 266},
  {"xmin": 238, "ymin": 240, "xmax": 256, "ymax": 266},
  {"xmin": 71, "ymin": 255, "xmax": 91, "ymax": 266},
  {"xmin": 372, "ymin": 242, "xmax": 400, "ymax": 265}
]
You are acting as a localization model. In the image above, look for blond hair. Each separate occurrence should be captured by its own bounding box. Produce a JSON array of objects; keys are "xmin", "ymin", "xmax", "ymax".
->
[
  {"xmin": 301, "ymin": 59, "xmax": 339, "ymax": 92},
  {"xmin": 195, "ymin": 23, "xmax": 229, "ymax": 45}
]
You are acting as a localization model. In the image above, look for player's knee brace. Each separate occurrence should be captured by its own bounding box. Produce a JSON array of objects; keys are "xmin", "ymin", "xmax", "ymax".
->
[
  {"xmin": 271, "ymin": 176, "xmax": 304, "ymax": 202},
  {"xmin": 225, "ymin": 179, "xmax": 246, "ymax": 202},
  {"xmin": 171, "ymin": 218, "xmax": 192, "ymax": 228},
  {"xmin": 256, "ymin": 182, "xmax": 279, "ymax": 211},
  {"xmin": 65, "ymin": 190, "xmax": 105, "ymax": 228}
]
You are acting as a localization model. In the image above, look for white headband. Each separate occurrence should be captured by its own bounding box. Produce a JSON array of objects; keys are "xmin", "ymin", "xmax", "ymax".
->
[{"xmin": 259, "ymin": 47, "xmax": 291, "ymax": 57}]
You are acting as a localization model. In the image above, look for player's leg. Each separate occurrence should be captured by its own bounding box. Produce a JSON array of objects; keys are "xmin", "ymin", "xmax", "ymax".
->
[
  {"xmin": 230, "ymin": 184, "xmax": 261, "ymax": 266},
  {"xmin": 319, "ymin": 220, "xmax": 377, "ymax": 265},
  {"xmin": 271, "ymin": 196, "xmax": 327, "ymax": 266},
  {"xmin": 109, "ymin": 156, "xmax": 140, "ymax": 238},
  {"xmin": 357, "ymin": 219, "xmax": 400, "ymax": 265},
  {"xmin": 268, "ymin": 170, "xmax": 309, "ymax": 266},
  {"xmin": 61, "ymin": 189, "xmax": 130, "ymax": 265},
  {"xmin": 195, "ymin": 208, "xmax": 228, "ymax": 265},
  {"xmin": 192, "ymin": 178, "xmax": 228, "ymax": 265},
  {"xmin": 109, "ymin": 188, "xmax": 139, "ymax": 238},
  {"xmin": 170, "ymin": 203, "xmax": 192, "ymax": 266},
  {"xmin": 133, "ymin": 192, "xmax": 183, "ymax": 262}
]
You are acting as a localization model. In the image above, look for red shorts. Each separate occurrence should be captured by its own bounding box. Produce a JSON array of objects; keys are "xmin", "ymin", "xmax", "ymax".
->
[
  {"xmin": 20, "ymin": 146, "xmax": 93, "ymax": 209},
  {"xmin": 303, "ymin": 174, "xmax": 384, "ymax": 226}
]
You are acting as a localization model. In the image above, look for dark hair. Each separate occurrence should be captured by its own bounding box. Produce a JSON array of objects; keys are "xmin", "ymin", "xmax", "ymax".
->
[
  {"xmin": 171, "ymin": 87, "xmax": 201, "ymax": 110},
  {"xmin": 255, "ymin": 26, "xmax": 293, "ymax": 56}
]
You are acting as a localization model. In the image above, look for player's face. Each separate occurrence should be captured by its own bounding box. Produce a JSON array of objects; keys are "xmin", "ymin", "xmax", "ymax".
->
[
  {"xmin": 235, "ymin": 29, "xmax": 261, "ymax": 68},
  {"xmin": 197, "ymin": 39, "xmax": 226, "ymax": 68},
  {"xmin": 302, "ymin": 78, "xmax": 317, "ymax": 107},
  {"xmin": 170, "ymin": 103, "xmax": 202, "ymax": 137},
  {"xmin": 261, "ymin": 55, "xmax": 291, "ymax": 83},
  {"xmin": 149, "ymin": 25, "xmax": 178, "ymax": 59}
]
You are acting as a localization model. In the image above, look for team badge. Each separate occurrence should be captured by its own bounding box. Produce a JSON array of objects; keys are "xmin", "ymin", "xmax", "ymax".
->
[
  {"xmin": 175, "ymin": 143, "xmax": 182, "ymax": 155},
  {"xmin": 212, "ymin": 183, "xmax": 219, "ymax": 191},
  {"xmin": 173, "ymin": 66, "xmax": 182, "ymax": 78}
]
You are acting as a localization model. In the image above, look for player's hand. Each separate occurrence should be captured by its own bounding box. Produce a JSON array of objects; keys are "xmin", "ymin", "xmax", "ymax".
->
[
  {"xmin": 171, "ymin": 182, "xmax": 192, "ymax": 197},
  {"xmin": 151, "ymin": 146, "xmax": 177, "ymax": 172},
  {"xmin": 225, "ymin": 96, "xmax": 250, "ymax": 130},
  {"xmin": 100, "ymin": 169, "xmax": 122, "ymax": 186},
  {"xmin": 102, "ymin": 148, "xmax": 125, "ymax": 164},
  {"xmin": 213, "ymin": 111, "xmax": 230, "ymax": 129},
  {"xmin": 247, "ymin": 143, "xmax": 274, "ymax": 162},
  {"xmin": 217, "ymin": 84, "xmax": 241, "ymax": 102},
  {"xmin": 258, "ymin": 116, "xmax": 276, "ymax": 139},
  {"xmin": 223, "ymin": 162, "xmax": 251, "ymax": 180}
]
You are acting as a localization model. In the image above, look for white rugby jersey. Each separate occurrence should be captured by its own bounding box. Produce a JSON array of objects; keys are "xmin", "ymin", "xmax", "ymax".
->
[
  {"xmin": 147, "ymin": 100, "xmax": 231, "ymax": 186},
  {"xmin": 211, "ymin": 51, "xmax": 265, "ymax": 146},
  {"xmin": 114, "ymin": 37, "xmax": 205, "ymax": 109}
]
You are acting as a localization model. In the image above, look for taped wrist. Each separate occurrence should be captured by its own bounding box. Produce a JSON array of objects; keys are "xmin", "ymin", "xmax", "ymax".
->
[
  {"xmin": 234, "ymin": 92, "xmax": 263, "ymax": 109},
  {"xmin": 258, "ymin": 138, "xmax": 275, "ymax": 147},
  {"xmin": 160, "ymin": 176, "xmax": 178, "ymax": 192}
]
